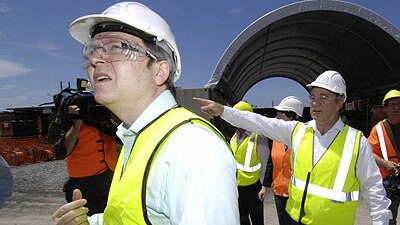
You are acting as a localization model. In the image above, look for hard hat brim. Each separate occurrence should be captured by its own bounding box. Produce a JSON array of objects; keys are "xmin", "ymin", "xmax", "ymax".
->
[
  {"xmin": 306, "ymin": 83, "xmax": 347, "ymax": 102},
  {"xmin": 306, "ymin": 82, "xmax": 332, "ymax": 92},
  {"xmin": 69, "ymin": 14, "xmax": 128, "ymax": 44},
  {"xmin": 274, "ymin": 105, "xmax": 287, "ymax": 112}
]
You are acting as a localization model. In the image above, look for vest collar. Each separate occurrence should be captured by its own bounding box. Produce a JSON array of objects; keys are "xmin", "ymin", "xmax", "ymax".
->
[
  {"xmin": 307, "ymin": 118, "xmax": 345, "ymax": 136},
  {"xmin": 117, "ymin": 90, "xmax": 177, "ymax": 139}
]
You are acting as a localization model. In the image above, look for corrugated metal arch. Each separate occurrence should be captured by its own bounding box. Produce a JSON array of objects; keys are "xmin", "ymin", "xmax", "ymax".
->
[{"xmin": 206, "ymin": 0, "xmax": 400, "ymax": 105}]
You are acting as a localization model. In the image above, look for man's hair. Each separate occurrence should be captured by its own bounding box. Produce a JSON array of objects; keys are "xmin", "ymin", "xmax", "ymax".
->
[
  {"xmin": 279, "ymin": 111, "xmax": 298, "ymax": 120},
  {"xmin": 335, "ymin": 93, "xmax": 345, "ymax": 101},
  {"xmin": 143, "ymin": 39, "xmax": 176, "ymax": 95}
]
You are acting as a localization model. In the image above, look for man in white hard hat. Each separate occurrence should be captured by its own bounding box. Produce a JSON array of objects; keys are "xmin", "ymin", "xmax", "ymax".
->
[
  {"xmin": 259, "ymin": 96, "xmax": 304, "ymax": 225},
  {"xmin": 194, "ymin": 70, "xmax": 392, "ymax": 225},
  {"xmin": 368, "ymin": 89, "xmax": 400, "ymax": 225},
  {"xmin": 231, "ymin": 101, "xmax": 270, "ymax": 225},
  {"xmin": 52, "ymin": 2, "xmax": 239, "ymax": 225}
]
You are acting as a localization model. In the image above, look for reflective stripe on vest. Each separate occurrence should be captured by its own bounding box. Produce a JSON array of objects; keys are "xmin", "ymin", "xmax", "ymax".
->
[
  {"xmin": 291, "ymin": 123, "xmax": 308, "ymax": 170},
  {"xmin": 290, "ymin": 176, "xmax": 359, "ymax": 202},
  {"xmin": 291, "ymin": 124, "xmax": 359, "ymax": 202},
  {"xmin": 104, "ymin": 107, "xmax": 230, "ymax": 225},
  {"xmin": 236, "ymin": 163, "xmax": 262, "ymax": 172},
  {"xmin": 376, "ymin": 121, "xmax": 389, "ymax": 161}
]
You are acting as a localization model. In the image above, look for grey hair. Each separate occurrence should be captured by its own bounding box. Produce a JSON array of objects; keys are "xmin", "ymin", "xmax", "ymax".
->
[{"xmin": 145, "ymin": 40, "xmax": 176, "ymax": 90}]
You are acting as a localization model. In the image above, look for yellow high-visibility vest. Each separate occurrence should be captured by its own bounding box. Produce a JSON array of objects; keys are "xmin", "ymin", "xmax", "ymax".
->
[
  {"xmin": 103, "ymin": 107, "xmax": 230, "ymax": 225},
  {"xmin": 231, "ymin": 132, "xmax": 261, "ymax": 186},
  {"xmin": 286, "ymin": 123, "xmax": 361, "ymax": 225}
]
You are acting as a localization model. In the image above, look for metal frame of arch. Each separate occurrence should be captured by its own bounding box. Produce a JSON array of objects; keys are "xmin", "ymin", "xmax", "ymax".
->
[{"xmin": 206, "ymin": 0, "xmax": 400, "ymax": 106}]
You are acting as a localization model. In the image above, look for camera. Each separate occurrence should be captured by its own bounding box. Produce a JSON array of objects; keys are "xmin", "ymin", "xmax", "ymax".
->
[
  {"xmin": 54, "ymin": 78, "xmax": 111, "ymax": 127},
  {"xmin": 383, "ymin": 173, "xmax": 400, "ymax": 199}
]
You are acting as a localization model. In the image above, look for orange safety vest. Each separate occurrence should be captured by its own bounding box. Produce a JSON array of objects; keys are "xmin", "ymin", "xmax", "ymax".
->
[
  {"xmin": 271, "ymin": 141, "xmax": 291, "ymax": 196},
  {"xmin": 67, "ymin": 123, "xmax": 117, "ymax": 178},
  {"xmin": 368, "ymin": 120, "xmax": 399, "ymax": 179}
]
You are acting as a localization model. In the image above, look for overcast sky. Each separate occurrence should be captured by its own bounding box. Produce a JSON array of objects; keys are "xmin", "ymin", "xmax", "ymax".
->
[{"xmin": 0, "ymin": 0, "xmax": 399, "ymax": 111}]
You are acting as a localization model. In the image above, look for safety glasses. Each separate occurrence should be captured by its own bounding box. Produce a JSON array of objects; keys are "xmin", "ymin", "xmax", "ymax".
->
[{"xmin": 81, "ymin": 37, "xmax": 158, "ymax": 69}]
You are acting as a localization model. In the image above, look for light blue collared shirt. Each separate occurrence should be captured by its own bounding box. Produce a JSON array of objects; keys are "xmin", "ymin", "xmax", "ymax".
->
[
  {"xmin": 89, "ymin": 90, "xmax": 240, "ymax": 225},
  {"xmin": 116, "ymin": 90, "xmax": 177, "ymax": 172}
]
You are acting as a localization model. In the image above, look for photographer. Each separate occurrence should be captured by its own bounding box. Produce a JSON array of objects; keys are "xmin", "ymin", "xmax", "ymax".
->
[
  {"xmin": 369, "ymin": 89, "xmax": 400, "ymax": 225},
  {"xmin": 54, "ymin": 92, "xmax": 118, "ymax": 216}
]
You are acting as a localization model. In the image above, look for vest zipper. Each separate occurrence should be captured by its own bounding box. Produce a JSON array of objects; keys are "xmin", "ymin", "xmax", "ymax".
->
[
  {"xmin": 299, "ymin": 171, "xmax": 311, "ymax": 222},
  {"xmin": 281, "ymin": 146, "xmax": 288, "ymax": 195}
]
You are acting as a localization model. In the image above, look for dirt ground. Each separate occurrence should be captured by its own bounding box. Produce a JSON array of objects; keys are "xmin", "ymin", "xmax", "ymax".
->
[
  {"xmin": 0, "ymin": 160, "xmax": 68, "ymax": 225},
  {"xmin": 0, "ymin": 192, "xmax": 65, "ymax": 225},
  {"xmin": 0, "ymin": 191, "xmax": 395, "ymax": 225},
  {"xmin": 0, "ymin": 160, "xmax": 397, "ymax": 224}
]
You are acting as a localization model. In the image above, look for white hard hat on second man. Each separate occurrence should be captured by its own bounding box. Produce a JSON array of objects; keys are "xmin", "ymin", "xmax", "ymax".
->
[
  {"xmin": 274, "ymin": 96, "xmax": 304, "ymax": 117},
  {"xmin": 306, "ymin": 70, "xmax": 347, "ymax": 102}
]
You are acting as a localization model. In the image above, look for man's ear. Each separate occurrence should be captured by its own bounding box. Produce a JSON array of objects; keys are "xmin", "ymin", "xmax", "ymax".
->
[
  {"xmin": 155, "ymin": 60, "xmax": 170, "ymax": 86},
  {"xmin": 383, "ymin": 106, "xmax": 388, "ymax": 113}
]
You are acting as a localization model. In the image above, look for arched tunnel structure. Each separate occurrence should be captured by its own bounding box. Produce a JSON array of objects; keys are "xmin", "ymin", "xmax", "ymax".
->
[
  {"xmin": 204, "ymin": 0, "xmax": 400, "ymax": 135},
  {"xmin": 207, "ymin": 0, "xmax": 400, "ymax": 104}
]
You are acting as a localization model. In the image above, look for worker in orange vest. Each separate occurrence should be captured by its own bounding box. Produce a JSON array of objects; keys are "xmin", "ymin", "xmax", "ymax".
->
[
  {"xmin": 368, "ymin": 89, "xmax": 400, "ymax": 225},
  {"xmin": 259, "ymin": 96, "xmax": 304, "ymax": 225},
  {"xmin": 55, "ymin": 104, "xmax": 118, "ymax": 216}
]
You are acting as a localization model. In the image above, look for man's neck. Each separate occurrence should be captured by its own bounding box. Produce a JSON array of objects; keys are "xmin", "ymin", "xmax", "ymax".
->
[
  {"xmin": 113, "ymin": 89, "xmax": 169, "ymax": 126},
  {"xmin": 316, "ymin": 117, "xmax": 339, "ymax": 136}
]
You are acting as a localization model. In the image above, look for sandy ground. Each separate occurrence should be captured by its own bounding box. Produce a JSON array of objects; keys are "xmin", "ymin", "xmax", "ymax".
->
[
  {"xmin": 0, "ymin": 192, "xmax": 65, "ymax": 225},
  {"xmin": 1, "ymin": 191, "xmax": 395, "ymax": 225},
  {"xmin": 0, "ymin": 160, "xmax": 68, "ymax": 225},
  {"xmin": 0, "ymin": 160, "xmax": 397, "ymax": 225},
  {"xmin": 263, "ymin": 194, "xmax": 390, "ymax": 225}
]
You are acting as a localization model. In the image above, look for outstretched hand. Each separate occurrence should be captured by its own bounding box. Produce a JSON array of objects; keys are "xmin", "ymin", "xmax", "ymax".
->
[
  {"xmin": 193, "ymin": 97, "xmax": 225, "ymax": 118},
  {"xmin": 52, "ymin": 189, "xmax": 89, "ymax": 225}
]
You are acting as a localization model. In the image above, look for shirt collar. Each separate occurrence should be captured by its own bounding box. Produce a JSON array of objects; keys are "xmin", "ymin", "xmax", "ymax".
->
[
  {"xmin": 117, "ymin": 90, "xmax": 178, "ymax": 138},
  {"xmin": 305, "ymin": 118, "xmax": 345, "ymax": 134},
  {"xmin": 236, "ymin": 129, "xmax": 251, "ymax": 137}
]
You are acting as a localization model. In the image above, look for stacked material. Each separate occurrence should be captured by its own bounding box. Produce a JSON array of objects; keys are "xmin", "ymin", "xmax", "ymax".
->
[{"xmin": 0, "ymin": 136, "xmax": 54, "ymax": 166}]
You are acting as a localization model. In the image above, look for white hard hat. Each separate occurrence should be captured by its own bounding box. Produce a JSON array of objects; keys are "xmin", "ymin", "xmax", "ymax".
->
[
  {"xmin": 69, "ymin": 2, "xmax": 181, "ymax": 82},
  {"xmin": 306, "ymin": 70, "xmax": 347, "ymax": 102},
  {"xmin": 274, "ymin": 96, "xmax": 304, "ymax": 117}
]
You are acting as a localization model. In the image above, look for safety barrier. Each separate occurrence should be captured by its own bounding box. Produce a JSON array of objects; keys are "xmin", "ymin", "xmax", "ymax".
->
[{"xmin": 0, "ymin": 135, "xmax": 55, "ymax": 166}]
